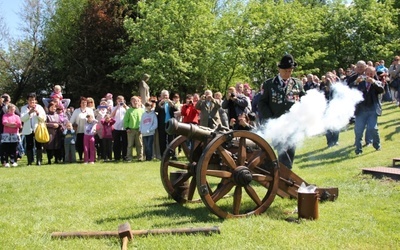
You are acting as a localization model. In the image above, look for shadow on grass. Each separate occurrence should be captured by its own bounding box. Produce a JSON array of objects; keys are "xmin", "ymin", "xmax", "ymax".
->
[
  {"xmin": 384, "ymin": 124, "xmax": 400, "ymax": 141},
  {"xmin": 94, "ymin": 196, "xmax": 292, "ymax": 227},
  {"xmin": 95, "ymin": 197, "xmax": 220, "ymax": 226},
  {"xmin": 296, "ymin": 145, "xmax": 354, "ymax": 168}
]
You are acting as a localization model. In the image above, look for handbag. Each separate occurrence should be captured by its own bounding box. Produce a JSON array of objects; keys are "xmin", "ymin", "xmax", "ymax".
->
[{"xmin": 35, "ymin": 121, "xmax": 50, "ymax": 143}]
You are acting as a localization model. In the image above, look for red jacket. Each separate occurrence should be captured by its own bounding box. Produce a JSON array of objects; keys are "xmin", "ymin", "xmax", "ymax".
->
[{"xmin": 181, "ymin": 103, "xmax": 199, "ymax": 124}]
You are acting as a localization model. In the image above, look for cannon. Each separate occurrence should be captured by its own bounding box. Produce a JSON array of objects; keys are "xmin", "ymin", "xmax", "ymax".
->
[{"xmin": 160, "ymin": 118, "xmax": 338, "ymax": 219}]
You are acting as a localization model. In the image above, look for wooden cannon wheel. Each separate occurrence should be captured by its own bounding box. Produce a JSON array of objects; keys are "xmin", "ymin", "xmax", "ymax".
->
[
  {"xmin": 160, "ymin": 135, "xmax": 206, "ymax": 203},
  {"xmin": 196, "ymin": 130, "xmax": 280, "ymax": 218}
]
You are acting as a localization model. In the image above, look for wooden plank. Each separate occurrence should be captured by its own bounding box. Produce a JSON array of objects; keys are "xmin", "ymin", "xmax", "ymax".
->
[{"xmin": 362, "ymin": 167, "xmax": 400, "ymax": 181}]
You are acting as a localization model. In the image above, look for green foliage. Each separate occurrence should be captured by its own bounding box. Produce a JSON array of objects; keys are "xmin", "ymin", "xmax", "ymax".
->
[
  {"xmin": 1, "ymin": 0, "xmax": 400, "ymax": 103},
  {"xmin": 114, "ymin": 0, "xmax": 224, "ymax": 96},
  {"xmin": 344, "ymin": 0, "xmax": 398, "ymax": 63},
  {"xmin": 43, "ymin": 0, "xmax": 132, "ymax": 105},
  {"xmin": 116, "ymin": 0, "xmax": 400, "ymax": 94}
]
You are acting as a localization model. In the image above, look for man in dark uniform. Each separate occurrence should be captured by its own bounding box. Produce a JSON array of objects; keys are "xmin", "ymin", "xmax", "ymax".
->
[{"xmin": 258, "ymin": 54, "xmax": 305, "ymax": 169}]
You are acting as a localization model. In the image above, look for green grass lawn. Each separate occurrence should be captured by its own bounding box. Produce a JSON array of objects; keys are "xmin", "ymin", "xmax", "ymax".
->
[{"xmin": 1, "ymin": 102, "xmax": 399, "ymax": 249}]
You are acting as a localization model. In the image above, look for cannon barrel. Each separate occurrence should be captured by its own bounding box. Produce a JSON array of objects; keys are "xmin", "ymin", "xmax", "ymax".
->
[{"xmin": 166, "ymin": 118, "xmax": 215, "ymax": 140}]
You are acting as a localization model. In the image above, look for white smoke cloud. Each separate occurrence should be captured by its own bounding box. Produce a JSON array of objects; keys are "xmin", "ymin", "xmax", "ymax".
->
[{"xmin": 255, "ymin": 83, "xmax": 364, "ymax": 152}]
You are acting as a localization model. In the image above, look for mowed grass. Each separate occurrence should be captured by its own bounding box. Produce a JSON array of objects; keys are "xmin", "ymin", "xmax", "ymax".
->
[{"xmin": 1, "ymin": 102, "xmax": 400, "ymax": 249}]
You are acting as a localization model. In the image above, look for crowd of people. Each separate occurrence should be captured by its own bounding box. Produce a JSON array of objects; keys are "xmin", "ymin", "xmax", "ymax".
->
[{"xmin": 0, "ymin": 55, "xmax": 397, "ymax": 167}]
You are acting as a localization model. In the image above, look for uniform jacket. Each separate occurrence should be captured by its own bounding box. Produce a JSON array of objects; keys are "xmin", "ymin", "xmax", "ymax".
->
[{"xmin": 258, "ymin": 76, "xmax": 305, "ymax": 121}]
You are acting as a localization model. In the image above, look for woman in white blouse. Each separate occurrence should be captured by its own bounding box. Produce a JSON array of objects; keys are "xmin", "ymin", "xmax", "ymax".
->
[
  {"xmin": 69, "ymin": 97, "xmax": 94, "ymax": 162},
  {"xmin": 20, "ymin": 93, "xmax": 46, "ymax": 165}
]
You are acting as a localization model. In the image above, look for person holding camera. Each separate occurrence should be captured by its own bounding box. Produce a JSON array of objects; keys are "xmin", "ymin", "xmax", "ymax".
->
[
  {"xmin": 69, "ymin": 97, "xmax": 95, "ymax": 162},
  {"xmin": 111, "ymin": 95, "xmax": 128, "ymax": 161},
  {"xmin": 20, "ymin": 93, "xmax": 47, "ymax": 165},
  {"xmin": 195, "ymin": 90, "xmax": 221, "ymax": 129},
  {"xmin": 258, "ymin": 54, "xmax": 305, "ymax": 169},
  {"xmin": 388, "ymin": 56, "xmax": 400, "ymax": 104},
  {"xmin": 181, "ymin": 94, "xmax": 199, "ymax": 125},
  {"xmin": 349, "ymin": 66, "xmax": 384, "ymax": 155},
  {"xmin": 155, "ymin": 90, "xmax": 178, "ymax": 159},
  {"xmin": 222, "ymin": 86, "xmax": 250, "ymax": 129}
]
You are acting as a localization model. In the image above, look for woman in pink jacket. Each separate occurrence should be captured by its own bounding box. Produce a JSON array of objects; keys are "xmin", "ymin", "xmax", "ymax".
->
[{"xmin": 2, "ymin": 104, "xmax": 22, "ymax": 167}]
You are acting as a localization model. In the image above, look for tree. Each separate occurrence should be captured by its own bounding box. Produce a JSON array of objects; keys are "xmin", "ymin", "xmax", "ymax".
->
[
  {"xmin": 43, "ymin": 0, "xmax": 132, "ymax": 106},
  {"xmin": 0, "ymin": 0, "xmax": 53, "ymax": 103},
  {"xmin": 319, "ymin": 0, "xmax": 398, "ymax": 70},
  {"xmin": 114, "ymin": 0, "xmax": 232, "ymax": 96}
]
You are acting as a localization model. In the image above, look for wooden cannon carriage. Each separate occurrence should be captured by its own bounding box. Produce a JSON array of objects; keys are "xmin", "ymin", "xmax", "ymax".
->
[{"xmin": 160, "ymin": 118, "xmax": 337, "ymax": 219}]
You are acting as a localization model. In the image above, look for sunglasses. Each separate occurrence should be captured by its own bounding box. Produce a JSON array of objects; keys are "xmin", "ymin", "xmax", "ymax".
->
[{"xmin": 87, "ymin": 101, "xmax": 93, "ymax": 103}]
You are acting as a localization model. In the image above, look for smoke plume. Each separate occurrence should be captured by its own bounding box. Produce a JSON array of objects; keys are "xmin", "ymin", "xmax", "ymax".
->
[{"xmin": 255, "ymin": 83, "xmax": 364, "ymax": 152}]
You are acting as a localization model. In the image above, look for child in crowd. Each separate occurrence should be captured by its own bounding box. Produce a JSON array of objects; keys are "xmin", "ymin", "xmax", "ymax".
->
[
  {"xmin": 95, "ymin": 100, "xmax": 109, "ymax": 160},
  {"xmin": 105, "ymin": 93, "xmax": 113, "ymax": 108},
  {"xmin": 2, "ymin": 104, "xmax": 22, "ymax": 167},
  {"xmin": 101, "ymin": 114, "xmax": 115, "ymax": 162},
  {"xmin": 66, "ymin": 107, "xmax": 74, "ymax": 120},
  {"xmin": 140, "ymin": 102, "xmax": 158, "ymax": 161},
  {"xmin": 51, "ymin": 85, "xmax": 63, "ymax": 99},
  {"xmin": 229, "ymin": 113, "xmax": 255, "ymax": 131},
  {"xmin": 63, "ymin": 122, "xmax": 77, "ymax": 163},
  {"xmin": 124, "ymin": 96, "xmax": 144, "ymax": 162},
  {"xmin": 42, "ymin": 85, "xmax": 71, "ymax": 109},
  {"xmin": 83, "ymin": 114, "xmax": 98, "ymax": 164}
]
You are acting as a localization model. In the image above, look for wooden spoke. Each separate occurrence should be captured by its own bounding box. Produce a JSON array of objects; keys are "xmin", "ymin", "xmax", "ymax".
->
[
  {"xmin": 187, "ymin": 176, "xmax": 197, "ymax": 201},
  {"xmin": 244, "ymin": 185, "xmax": 262, "ymax": 206},
  {"xmin": 252, "ymin": 173, "xmax": 273, "ymax": 184},
  {"xmin": 168, "ymin": 161, "xmax": 189, "ymax": 170},
  {"xmin": 211, "ymin": 181, "xmax": 235, "ymax": 203},
  {"xmin": 206, "ymin": 170, "xmax": 232, "ymax": 178},
  {"xmin": 180, "ymin": 141, "xmax": 191, "ymax": 159},
  {"xmin": 217, "ymin": 146, "xmax": 237, "ymax": 170},
  {"xmin": 246, "ymin": 151, "xmax": 265, "ymax": 171},
  {"xmin": 237, "ymin": 137, "xmax": 247, "ymax": 166},
  {"xmin": 233, "ymin": 186, "xmax": 242, "ymax": 215}
]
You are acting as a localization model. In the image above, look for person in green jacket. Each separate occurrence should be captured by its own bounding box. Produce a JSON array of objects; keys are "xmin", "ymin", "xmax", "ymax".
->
[
  {"xmin": 123, "ymin": 96, "xmax": 145, "ymax": 162},
  {"xmin": 258, "ymin": 54, "xmax": 306, "ymax": 169}
]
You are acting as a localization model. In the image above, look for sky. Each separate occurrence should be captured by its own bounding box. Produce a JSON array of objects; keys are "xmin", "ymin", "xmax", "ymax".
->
[{"xmin": 1, "ymin": 0, "xmax": 24, "ymax": 39}]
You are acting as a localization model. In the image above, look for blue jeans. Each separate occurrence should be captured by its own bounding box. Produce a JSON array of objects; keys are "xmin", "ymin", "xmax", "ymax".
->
[
  {"xmin": 354, "ymin": 110, "xmax": 380, "ymax": 153},
  {"xmin": 143, "ymin": 135, "xmax": 154, "ymax": 161}
]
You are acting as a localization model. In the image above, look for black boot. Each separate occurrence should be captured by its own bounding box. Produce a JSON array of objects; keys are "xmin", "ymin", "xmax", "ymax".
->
[
  {"xmin": 26, "ymin": 150, "xmax": 34, "ymax": 166},
  {"xmin": 36, "ymin": 149, "xmax": 42, "ymax": 166}
]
